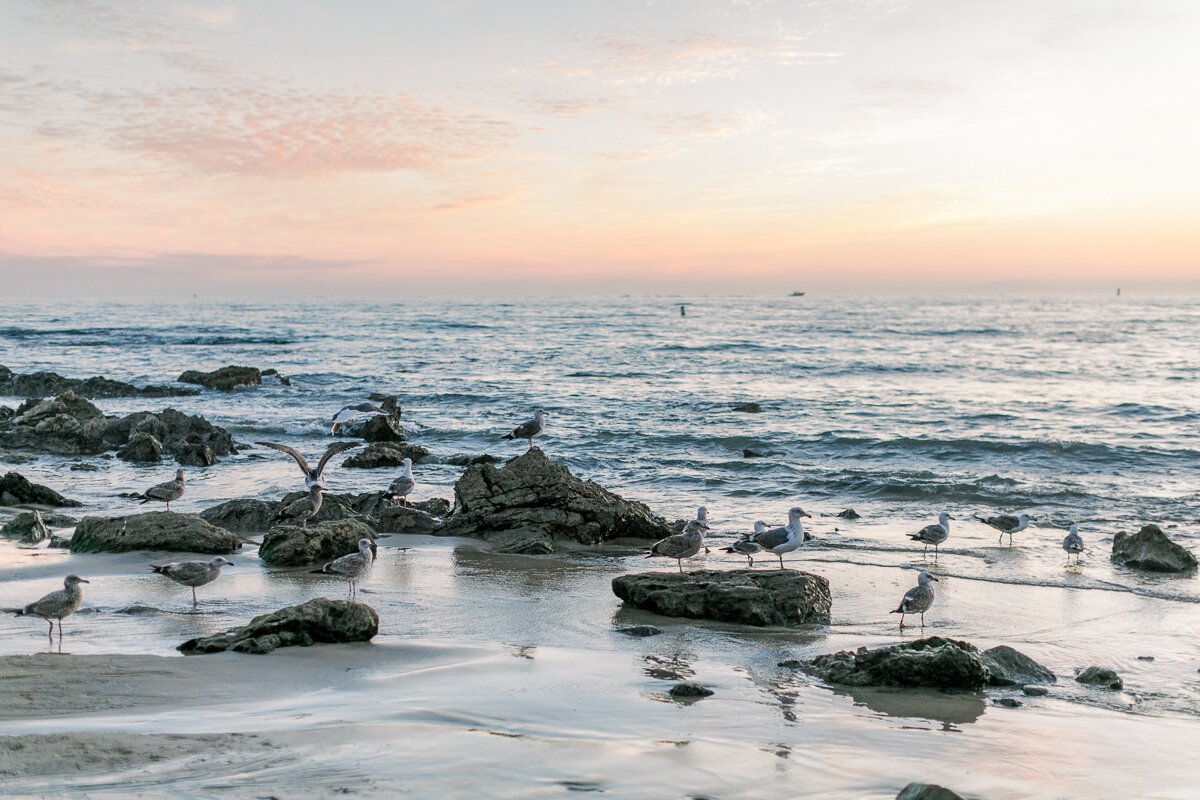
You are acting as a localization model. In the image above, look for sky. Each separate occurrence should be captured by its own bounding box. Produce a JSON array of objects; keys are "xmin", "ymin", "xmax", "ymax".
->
[{"xmin": 1, "ymin": 0, "xmax": 1198, "ymax": 296}]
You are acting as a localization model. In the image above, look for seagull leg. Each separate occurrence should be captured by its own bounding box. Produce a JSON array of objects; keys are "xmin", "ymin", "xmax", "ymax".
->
[
  {"xmin": 676, "ymin": 559, "xmax": 683, "ymax": 573},
  {"xmin": 998, "ymin": 531, "xmax": 1003, "ymax": 544},
  {"xmin": 192, "ymin": 587, "xmax": 198, "ymax": 606},
  {"xmin": 778, "ymin": 553, "xmax": 785, "ymax": 570},
  {"xmin": 46, "ymin": 620, "xmax": 54, "ymax": 638},
  {"xmin": 920, "ymin": 613, "xmax": 926, "ymax": 628},
  {"xmin": 898, "ymin": 615, "xmax": 906, "ymax": 629},
  {"xmin": 166, "ymin": 501, "xmax": 171, "ymax": 512}
]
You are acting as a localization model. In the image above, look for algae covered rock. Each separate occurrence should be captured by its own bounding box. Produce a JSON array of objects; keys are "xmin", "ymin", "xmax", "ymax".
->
[
  {"xmin": 1111, "ymin": 524, "xmax": 1197, "ymax": 573},
  {"xmin": 1, "ymin": 510, "xmax": 50, "ymax": 543},
  {"xmin": 1076, "ymin": 666, "xmax": 1123, "ymax": 690},
  {"xmin": 343, "ymin": 441, "xmax": 430, "ymax": 468},
  {"xmin": 0, "ymin": 471, "xmax": 81, "ymax": 507},
  {"xmin": 799, "ymin": 637, "xmax": 991, "ymax": 690},
  {"xmin": 178, "ymin": 598, "xmax": 378, "ymax": 654},
  {"xmin": 612, "ymin": 569, "xmax": 831, "ymax": 627},
  {"xmin": 70, "ymin": 512, "xmax": 242, "ymax": 554},
  {"xmin": 178, "ymin": 365, "xmax": 262, "ymax": 391},
  {"xmin": 980, "ymin": 645, "xmax": 1056, "ymax": 686},
  {"xmin": 257, "ymin": 518, "xmax": 377, "ymax": 567}
]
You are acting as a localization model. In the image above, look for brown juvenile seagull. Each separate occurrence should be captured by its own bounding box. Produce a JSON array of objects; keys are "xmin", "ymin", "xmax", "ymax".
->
[
  {"xmin": 646, "ymin": 519, "xmax": 710, "ymax": 573},
  {"xmin": 256, "ymin": 440, "xmax": 360, "ymax": 490},
  {"xmin": 138, "ymin": 469, "xmax": 185, "ymax": 511},
  {"xmin": 150, "ymin": 557, "xmax": 233, "ymax": 606},
  {"xmin": 890, "ymin": 571, "xmax": 939, "ymax": 629},
  {"xmin": 272, "ymin": 485, "xmax": 325, "ymax": 530},
  {"xmin": 10, "ymin": 574, "xmax": 89, "ymax": 638}
]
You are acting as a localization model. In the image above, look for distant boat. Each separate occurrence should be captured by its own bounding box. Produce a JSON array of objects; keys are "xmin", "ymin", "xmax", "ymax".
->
[{"xmin": 789, "ymin": 291, "xmax": 806, "ymax": 297}]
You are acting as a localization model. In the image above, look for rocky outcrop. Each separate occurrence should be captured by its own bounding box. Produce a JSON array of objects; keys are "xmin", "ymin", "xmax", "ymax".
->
[
  {"xmin": 178, "ymin": 365, "xmax": 262, "ymax": 391},
  {"xmin": 343, "ymin": 441, "xmax": 430, "ymax": 468},
  {"xmin": 117, "ymin": 432, "xmax": 163, "ymax": 463},
  {"xmin": 0, "ymin": 364, "xmax": 194, "ymax": 399},
  {"xmin": 103, "ymin": 408, "xmax": 236, "ymax": 460},
  {"xmin": 1111, "ymin": 524, "xmax": 1197, "ymax": 573},
  {"xmin": 378, "ymin": 504, "xmax": 443, "ymax": 535},
  {"xmin": 1076, "ymin": 666, "xmax": 1123, "ymax": 690},
  {"xmin": 795, "ymin": 638, "xmax": 992, "ymax": 690},
  {"xmin": 199, "ymin": 498, "xmax": 278, "ymax": 533},
  {"xmin": 200, "ymin": 493, "xmax": 448, "ymax": 535},
  {"xmin": 175, "ymin": 442, "xmax": 217, "ymax": 467},
  {"xmin": 355, "ymin": 396, "xmax": 404, "ymax": 442},
  {"xmin": 442, "ymin": 449, "xmax": 673, "ymax": 548},
  {"xmin": 612, "ymin": 569, "xmax": 831, "ymax": 627},
  {"xmin": 69, "ymin": 512, "xmax": 243, "ymax": 554},
  {"xmin": 178, "ymin": 598, "xmax": 378, "ymax": 655},
  {"xmin": 1, "ymin": 510, "xmax": 49, "ymax": 543},
  {"xmin": 0, "ymin": 391, "xmax": 109, "ymax": 454},
  {"xmin": 980, "ymin": 645, "xmax": 1056, "ymax": 686},
  {"xmin": 0, "ymin": 472, "xmax": 81, "ymax": 507},
  {"xmin": 257, "ymin": 519, "xmax": 377, "ymax": 567},
  {"xmin": 896, "ymin": 784, "xmax": 964, "ymax": 800}
]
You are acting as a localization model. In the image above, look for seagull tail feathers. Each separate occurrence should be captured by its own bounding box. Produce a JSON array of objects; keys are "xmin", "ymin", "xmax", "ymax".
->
[
  {"xmin": 308, "ymin": 565, "xmax": 332, "ymax": 575},
  {"xmin": 501, "ymin": 433, "xmax": 515, "ymax": 441},
  {"xmin": 149, "ymin": 564, "xmax": 168, "ymax": 574}
]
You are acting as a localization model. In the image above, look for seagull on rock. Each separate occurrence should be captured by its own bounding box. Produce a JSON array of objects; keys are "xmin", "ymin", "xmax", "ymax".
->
[
  {"xmin": 137, "ymin": 469, "xmax": 185, "ymax": 512},
  {"xmin": 891, "ymin": 571, "xmax": 939, "ymax": 629},
  {"xmin": 646, "ymin": 519, "xmax": 709, "ymax": 572},
  {"xmin": 10, "ymin": 574, "xmax": 89, "ymax": 639},
  {"xmin": 976, "ymin": 512, "xmax": 1032, "ymax": 545},
  {"xmin": 746, "ymin": 508, "xmax": 812, "ymax": 569},
  {"xmin": 331, "ymin": 402, "xmax": 387, "ymax": 434},
  {"xmin": 721, "ymin": 521, "xmax": 768, "ymax": 567},
  {"xmin": 1062, "ymin": 523, "xmax": 1084, "ymax": 565},
  {"xmin": 502, "ymin": 408, "xmax": 547, "ymax": 451},
  {"xmin": 383, "ymin": 457, "xmax": 416, "ymax": 505},
  {"xmin": 257, "ymin": 440, "xmax": 360, "ymax": 490},
  {"xmin": 272, "ymin": 485, "xmax": 325, "ymax": 530},
  {"xmin": 150, "ymin": 557, "xmax": 233, "ymax": 606},
  {"xmin": 910, "ymin": 512, "xmax": 952, "ymax": 559},
  {"xmin": 310, "ymin": 537, "xmax": 377, "ymax": 597}
]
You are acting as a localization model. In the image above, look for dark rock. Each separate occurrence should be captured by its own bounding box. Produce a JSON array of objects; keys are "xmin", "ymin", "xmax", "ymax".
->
[
  {"xmin": 612, "ymin": 569, "xmax": 831, "ymax": 627},
  {"xmin": 446, "ymin": 454, "xmax": 502, "ymax": 467},
  {"xmin": 69, "ymin": 462, "xmax": 100, "ymax": 471},
  {"xmin": 199, "ymin": 498, "xmax": 278, "ymax": 533},
  {"xmin": 1111, "ymin": 524, "xmax": 1197, "ymax": 573},
  {"xmin": 117, "ymin": 432, "xmax": 163, "ymax": 463},
  {"xmin": 993, "ymin": 697, "xmax": 1022, "ymax": 708},
  {"xmin": 798, "ymin": 637, "xmax": 990, "ymax": 690},
  {"xmin": 0, "ymin": 364, "xmax": 194, "ymax": 399},
  {"xmin": 1022, "ymin": 685, "xmax": 1049, "ymax": 696},
  {"xmin": 343, "ymin": 441, "xmax": 430, "ymax": 468},
  {"xmin": 669, "ymin": 682, "xmax": 713, "ymax": 698},
  {"xmin": 178, "ymin": 598, "xmax": 378, "ymax": 655},
  {"xmin": 487, "ymin": 529, "xmax": 554, "ymax": 554},
  {"xmin": 1076, "ymin": 666, "xmax": 1123, "ymax": 690},
  {"xmin": 743, "ymin": 449, "xmax": 764, "ymax": 458},
  {"xmin": 175, "ymin": 442, "xmax": 217, "ymax": 467},
  {"xmin": 377, "ymin": 504, "xmax": 443, "ymax": 535},
  {"xmin": 731, "ymin": 402, "xmax": 763, "ymax": 413},
  {"xmin": 0, "ymin": 391, "xmax": 109, "ymax": 455},
  {"xmin": 837, "ymin": 509, "xmax": 861, "ymax": 520},
  {"xmin": 0, "ymin": 471, "xmax": 81, "ymax": 507},
  {"xmin": 616, "ymin": 625, "xmax": 662, "ymax": 637},
  {"xmin": 70, "ymin": 512, "xmax": 242, "ymax": 554},
  {"xmin": 1137, "ymin": 655, "xmax": 1155, "ymax": 661},
  {"xmin": 261, "ymin": 368, "xmax": 291, "ymax": 386},
  {"xmin": 178, "ymin": 365, "xmax": 262, "ymax": 391},
  {"xmin": 896, "ymin": 783, "xmax": 964, "ymax": 800},
  {"xmin": 48, "ymin": 533, "xmax": 70, "ymax": 548},
  {"xmin": 443, "ymin": 449, "xmax": 673, "ymax": 546},
  {"xmin": 257, "ymin": 519, "xmax": 377, "ymax": 567},
  {"xmin": 1, "ymin": 510, "xmax": 50, "ymax": 543},
  {"xmin": 411, "ymin": 497, "xmax": 451, "ymax": 517},
  {"xmin": 105, "ymin": 409, "xmax": 235, "ymax": 459},
  {"xmin": 980, "ymin": 645, "xmax": 1056, "ymax": 686}
]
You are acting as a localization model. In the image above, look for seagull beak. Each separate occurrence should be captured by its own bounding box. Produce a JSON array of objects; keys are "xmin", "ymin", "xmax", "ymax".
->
[
  {"xmin": 930, "ymin": 576, "xmax": 940, "ymax": 582},
  {"xmin": 79, "ymin": 578, "xmax": 90, "ymax": 583},
  {"xmin": 801, "ymin": 512, "xmax": 812, "ymax": 518}
]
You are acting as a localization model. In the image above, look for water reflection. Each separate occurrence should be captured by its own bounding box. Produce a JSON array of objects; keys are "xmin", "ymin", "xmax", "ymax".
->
[{"xmin": 831, "ymin": 685, "xmax": 986, "ymax": 729}]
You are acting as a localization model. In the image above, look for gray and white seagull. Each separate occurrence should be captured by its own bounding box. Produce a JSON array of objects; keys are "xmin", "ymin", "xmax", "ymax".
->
[
  {"xmin": 10, "ymin": 574, "xmax": 89, "ymax": 639},
  {"xmin": 910, "ymin": 512, "xmax": 952, "ymax": 559},
  {"xmin": 383, "ymin": 457, "xmax": 416, "ymax": 505},
  {"xmin": 745, "ymin": 507, "xmax": 812, "ymax": 569},
  {"xmin": 150, "ymin": 557, "xmax": 233, "ymax": 606},
  {"xmin": 256, "ymin": 440, "xmax": 361, "ymax": 490},
  {"xmin": 137, "ymin": 469, "xmax": 185, "ymax": 512},
  {"xmin": 890, "ymin": 571, "xmax": 939, "ymax": 628},
  {"xmin": 976, "ymin": 512, "xmax": 1032, "ymax": 545},
  {"xmin": 310, "ymin": 537, "xmax": 377, "ymax": 597},
  {"xmin": 330, "ymin": 402, "xmax": 387, "ymax": 434},
  {"xmin": 1062, "ymin": 523, "xmax": 1084, "ymax": 565},
  {"xmin": 272, "ymin": 485, "xmax": 325, "ymax": 530},
  {"xmin": 646, "ymin": 519, "xmax": 710, "ymax": 572},
  {"xmin": 502, "ymin": 408, "xmax": 547, "ymax": 451}
]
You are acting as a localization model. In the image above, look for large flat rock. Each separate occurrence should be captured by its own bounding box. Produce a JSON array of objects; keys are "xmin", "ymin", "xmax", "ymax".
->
[
  {"xmin": 612, "ymin": 569, "xmax": 832, "ymax": 626},
  {"xmin": 178, "ymin": 598, "xmax": 378, "ymax": 654},
  {"xmin": 70, "ymin": 512, "xmax": 243, "ymax": 554}
]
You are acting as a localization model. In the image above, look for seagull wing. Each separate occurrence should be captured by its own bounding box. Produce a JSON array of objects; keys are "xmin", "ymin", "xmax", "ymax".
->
[
  {"xmin": 752, "ymin": 526, "xmax": 791, "ymax": 550},
  {"xmin": 257, "ymin": 441, "xmax": 311, "ymax": 475},
  {"xmin": 314, "ymin": 441, "xmax": 362, "ymax": 478}
]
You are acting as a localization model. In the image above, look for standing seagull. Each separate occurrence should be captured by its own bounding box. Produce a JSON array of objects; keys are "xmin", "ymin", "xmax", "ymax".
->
[
  {"xmin": 646, "ymin": 519, "xmax": 709, "ymax": 573},
  {"xmin": 330, "ymin": 402, "xmax": 387, "ymax": 434},
  {"xmin": 890, "ymin": 571, "xmax": 939, "ymax": 629},
  {"xmin": 272, "ymin": 485, "xmax": 325, "ymax": 530},
  {"xmin": 310, "ymin": 538, "xmax": 377, "ymax": 597},
  {"xmin": 1062, "ymin": 523, "xmax": 1084, "ymax": 565},
  {"xmin": 383, "ymin": 457, "xmax": 416, "ymax": 505},
  {"xmin": 910, "ymin": 512, "xmax": 952, "ymax": 559},
  {"xmin": 976, "ymin": 512, "xmax": 1032, "ymax": 545},
  {"xmin": 696, "ymin": 506, "xmax": 709, "ymax": 527},
  {"xmin": 256, "ymin": 440, "xmax": 361, "ymax": 490},
  {"xmin": 747, "ymin": 508, "xmax": 812, "ymax": 569},
  {"xmin": 10, "ymin": 574, "xmax": 89, "ymax": 639},
  {"xmin": 502, "ymin": 409, "xmax": 547, "ymax": 451},
  {"xmin": 721, "ymin": 521, "xmax": 768, "ymax": 567},
  {"xmin": 137, "ymin": 469, "xmax": 185, "ymax": 512},
  {"xmin": 150, "ymin": 557, "xmax": 233, "ymax": 606}
]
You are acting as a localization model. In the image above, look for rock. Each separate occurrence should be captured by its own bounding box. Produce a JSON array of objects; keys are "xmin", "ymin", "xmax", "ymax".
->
[
  {"xmin": 261, "ymin": 368, "xmax": 291, "ymax": 386},
  {"xmin": 0, "ymin": 391, "xmax": 109, "ymax": 454},
  {"xmin": 612, "ymin": 569, "xmax": 831, "ymax": 627},
  {"xmin": 377, "ymin": 504, "xmax": 443, "ymax": 535},
  {"xmin": 178, "ymin": 598, "xmax": 378, "ymax": 655},
  {"xmin": 69, "ymin": 462, "xmax": 99, "ymax": 471},
  {"xmin": 993, "ymin": 697, "xmax": 1022, "ymax": 708},
  {"xmin": 343, "ymin": 441, "xmax": 429, "ymax": 468},
  {"xmin": 669, "ymin": 682, "xmax": 713, "ymax": 699},
  {"xmin": 199, "ymin": 498, "xmax": 278, "ymax": 533},
  {"xmin": 178, "ymin": 365, "xmax": 262, "ymax": 391},
  {"xmin": 257, "ymin": 519, "xmax": 377, "ymax": 567},
  {"xmin": 48, "ymin": 533, "xmax": 70, "ymax": 548},
  {"xmin": 731, "ymin": 402, "xmax": 763, "ymax": 413},
  {"xmin": 1137, "ymin": 655, "xmax": 1155, "ymax": 661},
  {"xmin": 896, "ymin": 783, "xmax": 964, "ymax": 800},
  {"xmin": 0, "ymin": 471, "xmax": 81, "ymax": 507},
  {"xmin": 175, "ymin": 441, "xmax": 216, "ymax": 467},
  {"xmin": 446, "ymin": 454, "xmax": 501, "ymax": 467},
  {"xmin": 487, "ymin": 529, "xmax": 554, "ymax": 554},
  {"xmin": 1, "ymin": 510, "xmax": 49, "ymax": 543},
  {"xmin": 411, "ymin": 497, "xmax": 451, "ymax": 517},
  {"xmin": 105, "ymin": 409, "xmax": 236, "ymax": 459},
  {"xmin": 1111, "ymin": 524, "xmax": 1197, "ymax": 573},
  {"xmin": 1076, "ymin": 666, "xmax": 1123, "ymax": 690},
  {"xmin": 837, "ymin": 509, "xmax": 861, "ymax": 520},
  {"xmin": 1022, "ymin": 685, "xmax": 1049, "ymax": 696},
  {"xmin": 69, "ymin": 512, "xmax": 243, "ymax": 554},
  {"xmin": 798, "ymin": 637, "xmax": 991, "ymax": 690},
  {"xmin": 0, "ymin": 364, "xmax": 194, "ymax": 399},
  {"xmin": 442, "ymin": 449, "xmax": 673, "ymax": 546},
  {"xmin": 616, "ymin": 625, "xmax": 662, "ymax": 637},
  {"xmin": 742, "ymin": 449, "xmax": 764, "ymax": 458},
  {"xmin": 980, "ymin": 645, "xmax": 1056, "ymax": 686},
  {"xmin": 117, "ymin": 432, "xmax": 163, "ymax": 463}
]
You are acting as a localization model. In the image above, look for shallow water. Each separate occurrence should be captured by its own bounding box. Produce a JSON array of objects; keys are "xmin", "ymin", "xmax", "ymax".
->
[{"xmin": 2, "ymin": 295, "xmax": 1200, "ymax": 797}]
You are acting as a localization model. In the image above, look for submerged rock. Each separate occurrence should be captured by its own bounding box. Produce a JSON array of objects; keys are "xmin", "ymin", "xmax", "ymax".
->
[
  {"xmin": 1076, "ymin": 666, "xmax": 1123, "ymax": 690},
  {"xmin": 1022, "ymin": 685, "xmax": 1050, "ymax": 697},
  {"xmin": 257, "ymin": 519, "xmax": 377, "ymax": 567},
  {"xmin": 70, "ymin": 512, "xmax": 243, "ymax": 554},
  {"xmin": 105, "ymin": 408, "xmax": 236, "ymax": 460},
  {"xmin": 1110, "ymin": 524, "xmax": 1197, "ymax": 573},
  {"xmin": 731, "ymin": 402, "xmax": 763, "ymax": 413},
  {"xmin": 742, "ymin": 449, "xmax": 765, "ymax": 458},
  {"xmin": 0, "ymin": 364, "xmax": 193, "ymax": 399},
  {"xmin": 178, "ymin": 598, "xmax": 378, "ymax": 655},
  {"xmin": 669, "ymin": 682, "xmax": 713, "ymax": 699},
  {"xmin": 612, "ymin": 569, "xmax": 831, "ymax": 627},
  {"xmin": 896, "ymin": 783, "xmax": 964, "ymax": 800},
  {"xmin": 178, "ymin": 365, "xmax": 262, "ymax": 391},
  {"xmin": 797, "ymin": 637, "xmax": 991, "ymax": 690},
  {"xmin": 446, "ymin": 454, "xmax": 501, "ymax": 467},
  {"xmin": 117, "ymin": 432, "xmax": 163, "ymax": 463},
  {"xmin": 616, "ymin": 625, "xmax": 662, "ymax": 637},
  {"xmin": 837, "ymin": 509, "xmax": 861, "ymax": 520},
  {"xmin": 343, "ymin": 441, "xmax": 430, "ymax": 468},
  {"xmin": 377, "ymin": 504, "xmax": 443, "ymax": 535},
  {"xmin": 442, "ymin": 449, "xmax": 673, "ymax": 546},
  {"xmin": 0, "ymin": 471, "xmax": 81, "ymax": 507},
  {"xmin": 980, "ymin": 645, "xmax": 1056, "ymax": 686},
  {"xmin": 1, "ymin": 510, "xmax": 50, "ymax": 543}
]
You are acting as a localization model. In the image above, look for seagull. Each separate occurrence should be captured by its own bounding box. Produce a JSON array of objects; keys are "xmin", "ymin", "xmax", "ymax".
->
[
  {"xmin": 1062, "ymin": 523, "xmax": 1084, "ymax": 565},
  {"xmin": 137, "ymin": 469, "xmax": 185, "ymax": 512},
  {"xmin": 150, "ymin": 557, "xmax": 233, "ymax": 606},
  {"xmin": 696, "ymin": 506, "xmax": 709, "ymax": 526},
  {"xmin": 976, "ymin": 512, "xmax": 1032, "ymax": 545},
  {"xmin": 383, "ymin": 457, "xmax": 416, "ymax": 505},
  {"xmin": 272, "ymin": 485, "xmax": 325, "ymax": 530},
  {"xmin": 646, "ymin": 519, "xmax": 709, "ymax": 572},
  {"xmin": 721, "ymin": 521, "xmax": 768, "ymax": 567},
  {"xmin": 747, "ymin": 508, "xmax": 812, "ymax": 569},
  {"xmin": 10, "ymin": 574, "xmax": 89, "ymax": 639},
  {"xmin": 256, "ymin": 440, "xmax": 361, "ymax": 490},
  {"xmin": 890, "ymin": 571, "xmax": 939, "ymax": 629},
  {"xmin": 310, "ymin": 537, "xmax": 377, "ymax": 597},
  {"xmin": 910, "ymin": 512, "xmax": 952, "ymax": 559},
  {"xmin": 330, "ymin": 402, "xmax": 387, "ymax": 434},
  {"xmin": 502, "ymin": 408, "xmax": 547, "ymax": 451}
]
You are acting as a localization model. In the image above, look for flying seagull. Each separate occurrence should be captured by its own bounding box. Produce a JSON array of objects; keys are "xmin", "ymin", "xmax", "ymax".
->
[
  {"xmin": 502, "ymin": 408, "xmax": 547, "ymax": 451},
  {"xmin": 256, "ymin": 440, "xmax": 361, "ymax": 490},
  {"xmin": 10, "ymin": 574, "xmax": 89, "ymax": 639},
  {"xmin": 910, "ymin": 512, "xmax": 952, "ymax": 559},
  {"xmin": 150, "ymin": 557, "xmax": 233, "ymax": 606},
  {"xmin": 331, "ymin": 402, "xmax": 387, "ymax": 434},
  {"xmin": 976, "ymin": 512, "xmax": 1032, "ymax": 545},
  {"xmin": 137, "ymin": 469, "xmax": 185, "ymax": 512},
  {"xmin": 890, "ymin": 571, "xmax": 939, "ymax": 629}
]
